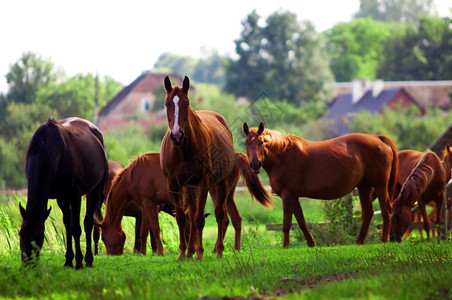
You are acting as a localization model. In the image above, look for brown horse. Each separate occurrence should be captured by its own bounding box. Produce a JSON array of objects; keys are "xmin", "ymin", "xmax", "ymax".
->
[
  {"xmin": 93, "ymin": 160, "xmax": 124, "ymax": 255},
  {"xmin": 20, "ymin": 117, "xmax": 108, "ymax": 269},
  {"xmin": 441, "ymin": 144, "xmax": 452, "ymax": 227},
  {"xmin": 243, "ymin": 122, "xmax": 398, "ymax": 247},
  {"xmin": 94, "ymin": 160, "xmax": 174, "ymax": 254},
  {"xmin": 100, "ymin": 151, "xmax": 251, "ymax": 255},
  {"xmin": 161, "ymin": 76, "xmax": 272, "ymax": 260},
  {"xmin": 390, "ymin": 150, "xmax": 445, "ymax": 242}
]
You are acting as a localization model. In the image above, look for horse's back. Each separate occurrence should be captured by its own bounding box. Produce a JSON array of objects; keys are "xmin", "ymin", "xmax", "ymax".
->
[
  {"xmin": 56, "ymin": 117, "xmax": 108, "ymax": 195},
  {"xmin": 398, "ymin": 150, "xmax": 423, "ymax": 185}
]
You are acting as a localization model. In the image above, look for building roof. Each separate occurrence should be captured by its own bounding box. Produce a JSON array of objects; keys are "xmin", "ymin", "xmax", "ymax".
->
[
  {"xmin": 327, "ymin": 88, "xmax": 415, "ymax": 119},
  {"xmin": 335, "ymin": 80, "xmax": 452, "ymax": 110},
  {"xmin": 98, "ymin": 71, "xmax": 182, "ymax": 117}
]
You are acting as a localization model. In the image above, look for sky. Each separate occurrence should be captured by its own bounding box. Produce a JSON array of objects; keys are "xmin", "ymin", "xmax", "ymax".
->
[{"xmin": 1, "ymin": 0, "xmax": 451, "ymax": 93}]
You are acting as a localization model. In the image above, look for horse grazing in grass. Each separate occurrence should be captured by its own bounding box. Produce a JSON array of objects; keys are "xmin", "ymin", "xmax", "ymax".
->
[
  {"xmin": 20, "ymin": 117, "xmax": 108, "ymax": 269},
  {"xmin": 161, "ymin": 76, "xmax": 272, "ymax": 260},
  {"xmin": 390, "ymin": 150, "xmax": 445, "ymax": 242},
  {"xmin": 101, "ymin": 151, "xmax": 248, "ymax": 255},
  {"xmin": 243, "ymin": 122, "xmax": 398, "ymax": 247},
  {"xmin": 93, "ymin": 160, "xmax": 124, "ymax": 255}
]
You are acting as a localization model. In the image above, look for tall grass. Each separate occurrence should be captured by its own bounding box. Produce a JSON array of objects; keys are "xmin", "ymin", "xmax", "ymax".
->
[{"xmin": 2, "ymin": 193, "xmax": 451, "ymax": 299}]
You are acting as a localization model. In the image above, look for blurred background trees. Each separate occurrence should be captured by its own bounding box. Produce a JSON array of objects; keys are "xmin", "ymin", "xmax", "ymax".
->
[{"xmin": 0, "ymin": 1, "xmax": 451, "ymax": 188}]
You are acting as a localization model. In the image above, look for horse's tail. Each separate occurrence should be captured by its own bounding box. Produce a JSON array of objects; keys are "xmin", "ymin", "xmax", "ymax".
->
[
  {"xmin": 378, "ymin": 135, "xmax": 399, "ymax": 205},
  {"xmin": 235, "ymin": 152, "xmax": 273, "ymax": 208}
]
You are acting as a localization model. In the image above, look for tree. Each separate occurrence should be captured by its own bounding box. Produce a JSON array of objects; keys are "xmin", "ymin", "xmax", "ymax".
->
[
  {"xmin": 5, "ymin": 52, "xmax": 56, "ymax": 105},
  {"xmin": 153, "ymin": 53, "xmax": 197, "ymax": 77},
  {"xmin": 192, "ymin": 48, "xmax": 226, "ymax": 85},
  {"xmin": 325, "ymin": 18, "xmax": 390, "ymax": 81},
  {"xmin": 225, "ymin": 10, "xmax": 334, "ymax": 107},
  {"xmin": 355, "ymin": 0, "xmax": 435, "ymax": 23},
  {"xmin": 377, "ymin": 16, "xmax": 452, "ymax": 80},
  {"xmin": 36, "ymin": 73, "xmax": 122, "ymax": 121}
]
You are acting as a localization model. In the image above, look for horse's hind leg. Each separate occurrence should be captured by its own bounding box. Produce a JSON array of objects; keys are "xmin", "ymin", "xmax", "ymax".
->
[
  {"xmin": 141, "ymin": 201, "xmax": 164, "ymax": 256},
  {"xmin": 292, "ymin": 198, "xmax": 315, "ymax": 247},
  {"xmin": 226, "ymin": 191, "xmax": 242, "ymax": 251},
  {"xmin": 357, "ymin": 185, "xmax": 375, "ymax": 244},
  {"xmin": 57, "ymin": 198, "xmax": 74, "ymax": 268}
]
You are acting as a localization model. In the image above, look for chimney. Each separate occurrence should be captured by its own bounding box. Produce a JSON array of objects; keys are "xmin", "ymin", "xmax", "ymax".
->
[
  {"xmin": 352, "ymin": 79, "xmax": 370, "ymax": 103},
  {"xmin": 372, "ymin": 79, "xmax": 384, "ymax": 98}
]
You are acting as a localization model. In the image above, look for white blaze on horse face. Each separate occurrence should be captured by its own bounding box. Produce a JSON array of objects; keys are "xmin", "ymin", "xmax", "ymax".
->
[{"xmin": 172, "ymin": 96, "xmax": 180, "ymax": 134}]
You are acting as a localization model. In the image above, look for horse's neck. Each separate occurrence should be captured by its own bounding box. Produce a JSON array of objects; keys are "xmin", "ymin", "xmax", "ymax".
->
[
  {"xmin": 263, "ymin": 133, "xmax": 294, "ymax": 172},
  {"xmin": 103, "ymin": 182, "xmax": 127, "ymax": 229},
  {"xmin": 184, "ymin": 108, "xmax": 209, "ymax": 149}
]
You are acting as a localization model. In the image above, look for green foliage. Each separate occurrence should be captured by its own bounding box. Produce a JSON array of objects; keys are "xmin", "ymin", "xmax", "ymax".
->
[
  {"xmin": 225, "ymin": 10, "xmax": 335, "ymax": 106},
  {"xmin": 153, "ymin": 51, "xmax": 225, "ymax": 84},
  {"xmin": 378, "ymin": 16, "xmax": 452, "ymax": 80},
  {"xmin": 354, "ymin": 0, "xmax": 434, "ymax": 23},
  {"xmin": 103, "ymin": 123, "xmax": 162, "ymax": 166},
  {"xmin": 36, "ymin": 73, "xmax": 122, "ymax": 121},
  {"xmin": 325, "ymin": 18, "xmax": 391, "ymax": 81},
  {"xmin": 5, "ymin": 52, "xmax": 56, "ymax": 105},
  {"xmin": 349, "ymin": 104, "xmax": 450, "ymax": 151}
]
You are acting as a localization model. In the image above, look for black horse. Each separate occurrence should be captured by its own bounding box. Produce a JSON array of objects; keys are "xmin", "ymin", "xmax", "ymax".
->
[{"xmin": 20, "ymin": 117, "xmax": 108, "ymax": 269}]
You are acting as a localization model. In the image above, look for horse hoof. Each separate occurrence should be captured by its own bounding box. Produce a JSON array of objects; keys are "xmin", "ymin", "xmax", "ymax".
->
[
  {"xmin": 216, "ymin": 252, "xmax": 224, "ymax": 259},
  {"xmin": 195, "ymin": 254, "xmax": 204, "ymax": 261},
  {"xmin": 75, "ymin": 264, "xmax": 83, "ymax": 270}
]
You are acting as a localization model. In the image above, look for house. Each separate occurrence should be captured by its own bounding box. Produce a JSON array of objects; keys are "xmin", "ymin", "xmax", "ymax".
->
[
  {"xmin": 96, "ymin": 71, "xmax": 184, "ymax": 132},
  {"xmin": 327, "ymin": 79, "xmax": 422, "ymax": 136}
]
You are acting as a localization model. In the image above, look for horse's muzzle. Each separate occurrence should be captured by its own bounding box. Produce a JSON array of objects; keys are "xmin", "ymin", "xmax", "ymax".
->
[
  {"xmin": 249, "ymin": 160, "xmax": 262, "ymax": 174},
  {"xmin": 170, "ymin": 129, "xmax": 185, "ymax": 146}
]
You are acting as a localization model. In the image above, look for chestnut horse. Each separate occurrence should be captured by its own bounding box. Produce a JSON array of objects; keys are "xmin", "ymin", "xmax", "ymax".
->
[
  {"xmin": 390, "ymin": 150, "xmax": 445, "ymax": 242},
  {"xmin": 243, "ymin": 122, "xmax": 398, "ymax": 247},
  {"xmin": 441, "ymin": 144, "xmax": 452, "ymax": 227},
  {"xmin": 93, "ymin": 160, "xmax": 124, "ymax": 255},
  {"xmin": 161, "ymin": 76, "xmax": 272, "ymax": 260},
  {"xmin": 93, "ymin": 160, "xmax": 170, "ymax": 254},
  {"xmin": 20, "ymin": 117, "xmax": 108, "ymax": 269}
]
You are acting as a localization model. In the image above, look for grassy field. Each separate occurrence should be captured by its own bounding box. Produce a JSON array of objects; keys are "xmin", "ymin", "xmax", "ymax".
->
[{"xmin": 0, "ymin": 193, "xmax": 451, "ymax": 299}]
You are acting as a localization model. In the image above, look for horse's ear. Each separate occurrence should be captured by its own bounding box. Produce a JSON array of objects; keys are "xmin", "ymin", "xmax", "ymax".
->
[
  {"xmin": 164, "ymin": 76, "xmax": 172, "ymax": 93},
  {"xmin": 242, "ymin": 122, "xmax": 249, "ymax": 135},
  {"xmin": 19, "ymin": 203, "xmax": 28, "ymax": 219},
  {"xmin": 447, "ymin": 144, "xmax": 451, "ymax": 153},
  {"xmin": 182, "ymin": 76, "xmax": 190, "ymax": 94},
  {"xmin": 258, "ymin": 122, "xmax": 265, "ymax": 135}
]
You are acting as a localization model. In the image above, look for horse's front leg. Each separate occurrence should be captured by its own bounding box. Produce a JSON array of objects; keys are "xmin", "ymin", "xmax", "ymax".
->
[
  {"xmin": 281, "ymin": 195, "xmax": 294, "ymax": 248},
  {"xmin": 85, "ymin": 188, "xmax": 102, "ymax": 267},
  {"xmin": 418, "ymin": 201, "xmax": 432, "ymax": 239},
  {"xmin": 193, "ymin": 187, "xmax": 208, "ymax": 260},
  {"xmin": 169, "ymin": 182, "xmax": 187, "ymax": 260},
  {"xmin": 57, "ymin": 198, "xmax": 74, "ymax": 268},
  {"xmin": 70, "ymin": 196, "xmax": 84, "ymax": 270}
]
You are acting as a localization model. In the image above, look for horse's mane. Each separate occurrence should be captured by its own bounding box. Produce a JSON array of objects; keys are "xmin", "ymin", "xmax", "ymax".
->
[
  {"xmin": 26, "ymin": 118, "xmax": 59, "ymax": 160},
  {"xmin": 262, "ymin": 129, "xmax": 298, "ymax": 153},
  {"xmin": 398, "ymin": 150, "xmax": 435, "ymax": 200}
]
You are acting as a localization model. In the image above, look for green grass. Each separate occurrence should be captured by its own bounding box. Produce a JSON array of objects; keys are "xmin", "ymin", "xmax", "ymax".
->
[{"xmin": 1, "ymin": 193, "xmax": 451, "ymax": 299}]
